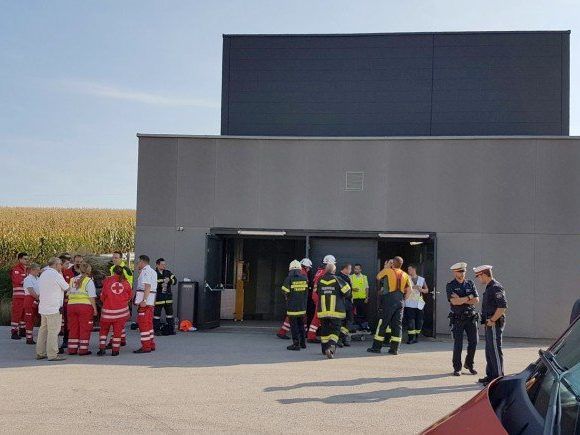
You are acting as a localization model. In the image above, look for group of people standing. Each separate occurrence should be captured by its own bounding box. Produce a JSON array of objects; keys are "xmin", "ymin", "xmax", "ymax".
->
[
  {"xmin": 8, "ymin": 251, "xmax": 177, "ymax": 361},
  {"xmin": 279, "ymin": 254, "xmax": 509, "ymax": 386},
  {"xmin": 279, "ymin": 254, "xmax": 427, "ymax": 359}
]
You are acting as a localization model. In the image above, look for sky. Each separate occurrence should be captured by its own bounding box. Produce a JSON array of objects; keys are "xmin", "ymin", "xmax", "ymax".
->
[{"xmin": 1, "ymin": 1, "xmax": 579, "ymax": 209}]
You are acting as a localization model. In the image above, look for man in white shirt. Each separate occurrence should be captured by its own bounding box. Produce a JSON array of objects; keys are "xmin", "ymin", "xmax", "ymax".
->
[
  {"xmin": 36, "ymin": 257, "xmax": 69, "ymax": 361},
  {"xmin": 133, "ymin": 255, "xmax": 158, "ymax": 354}
]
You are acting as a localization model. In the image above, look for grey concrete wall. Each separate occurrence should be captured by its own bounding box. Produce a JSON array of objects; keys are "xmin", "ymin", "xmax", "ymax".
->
[
  {"xmin": 136, "ymin": 135, "xmax": 580, "ymax": 338},
  {"xmin": 222, "ymin": 31, "xmax": 570, "ymax": 136}
]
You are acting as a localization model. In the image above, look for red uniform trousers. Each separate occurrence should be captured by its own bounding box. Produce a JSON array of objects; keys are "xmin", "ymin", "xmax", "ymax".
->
[
  {"xmin": 99, "ymin": 317, "xmax": 128, "ymax": 353},
  {"xmin": 137, "ymin": 305, "xmax": 155, "ymax": 352},
  {"xmin": 11, "ymin": 295, "xmax": 26, "ymax": 334},
  {"xmin": 23, "ymin": 296, "xmax": 39, "ymax": 341},
  {"xmin": 67, "ymin": 304, "xmax": 94, "ymax": 355},
  {"xmin": 307, "ymin": 292, "xmax": 320, "ymax": 340}
]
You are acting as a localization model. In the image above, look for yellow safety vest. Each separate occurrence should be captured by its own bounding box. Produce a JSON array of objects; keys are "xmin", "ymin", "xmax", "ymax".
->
[
  {"xmin": 68, "ymin": 276, "xmax": 92, "ymax": 305},
  {"xmin": 349, "ymin": 274, "xmax": 368, "ymax": 300},
  {"xmin": 109, "ymin": 260, "xmax": 133, "ymax": 285}
]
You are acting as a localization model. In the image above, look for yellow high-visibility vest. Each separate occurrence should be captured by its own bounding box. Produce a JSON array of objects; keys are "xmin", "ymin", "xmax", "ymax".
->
[{"xmin": 68, "ymin": 276, "xmax": 92, "ymax": 305}]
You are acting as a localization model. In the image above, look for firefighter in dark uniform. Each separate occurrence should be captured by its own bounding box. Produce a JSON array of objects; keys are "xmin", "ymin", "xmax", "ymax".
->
[
  {"xmin": 281, "ymin": 260, "xmax": 309, "ymax": 351},
  {"xmin": 154, "ymin": 258, "xmax": 177, "ymax": 335},
  {"xmin": 474, "ymin": 265, "xmax": 508, "ymax": 386},
  {"xmin": 316, "ymin": 262, "xmax": 351, "ymax": 359},
  {"xmin": 367, "ymin": 256, "xmax": 411, "ymax": 355},
  {"xmin": 447, "ymin": 262, "xmax": 479, "ymax": 376},
  {"xmin": 337, "ymin": 263, "xmax": 354, "ymax": 347}
]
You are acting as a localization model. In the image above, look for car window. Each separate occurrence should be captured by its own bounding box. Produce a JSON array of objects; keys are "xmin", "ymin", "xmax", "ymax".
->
[
  {"xmin": 526, "ymin": 362, "xmax": 555, "ymax": 418},
  {"xmin": 561, "ymin": 364, "xmax": 580, "ymax": 434},
  {"xmin": 551, "ymin": 319, "xmax": 580, "ymax": 371}
]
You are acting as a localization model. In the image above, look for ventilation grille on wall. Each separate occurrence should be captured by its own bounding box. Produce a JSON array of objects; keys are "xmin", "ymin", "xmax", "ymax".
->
[{"xmin": 345, "ymin": 171, "xmax": 364, "ymax": 191}]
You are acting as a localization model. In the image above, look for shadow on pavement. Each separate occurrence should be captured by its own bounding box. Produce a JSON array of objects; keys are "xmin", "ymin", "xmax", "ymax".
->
[
  {"xmin": 264, "ymin": 373, "xmax": 451, "ymax": 392},
  {"xmin": 277, "ymin": 383, "xmax": 481, "ymax": 405}
]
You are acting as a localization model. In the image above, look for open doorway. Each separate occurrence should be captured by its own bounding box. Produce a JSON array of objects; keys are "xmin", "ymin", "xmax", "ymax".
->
[
  {"xmin": 377, "ymin": 236, "xmax": 436, "ymax": 336},
  {"xmin": 219, "ymin": 236, "xmax": 306, "ymax": 321}
]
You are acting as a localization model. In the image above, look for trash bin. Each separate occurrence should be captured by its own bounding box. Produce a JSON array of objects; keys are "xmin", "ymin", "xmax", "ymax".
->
[{"xmin": 177, "ymin": 281, "xmax": 199, "ymax": 327}]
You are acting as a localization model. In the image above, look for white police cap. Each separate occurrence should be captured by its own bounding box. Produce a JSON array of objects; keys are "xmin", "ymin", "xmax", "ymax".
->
[
  {"xmin": 450, "ymin": 262, "xmax": 467, "ymax": 271},
  {"xmin": 473, "ymin": 265, "xmax": 493, "ymax": 273}
]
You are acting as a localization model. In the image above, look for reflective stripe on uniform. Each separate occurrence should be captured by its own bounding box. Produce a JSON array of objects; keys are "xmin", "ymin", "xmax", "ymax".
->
[{"xmin": 287, "ymin": 310, "xmax": 306, "ymax": 316}]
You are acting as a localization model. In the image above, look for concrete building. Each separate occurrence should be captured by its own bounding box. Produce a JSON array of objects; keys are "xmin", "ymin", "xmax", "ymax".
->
[{"xmin": 136, "ymin": 31, "xmax": 579, "ymax": 339}]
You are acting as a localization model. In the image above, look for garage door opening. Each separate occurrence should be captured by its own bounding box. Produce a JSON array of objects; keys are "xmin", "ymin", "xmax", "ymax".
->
[{"xmin": 377, "ymin": 235, "xmax": 436, "ymax": 336}]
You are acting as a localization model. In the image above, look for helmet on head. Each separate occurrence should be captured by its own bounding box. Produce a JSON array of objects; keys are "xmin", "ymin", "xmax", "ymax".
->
[
  {"xmin": 323, "ymin": 255, "xmax": 336, "ymax": 265},
  {"xmin": 300, "ymin": 258, "xmax": 313, "ymax": 268},
  {"xmin": 289, "ymin": 260, "xmax": 302, "ymax": 270}
]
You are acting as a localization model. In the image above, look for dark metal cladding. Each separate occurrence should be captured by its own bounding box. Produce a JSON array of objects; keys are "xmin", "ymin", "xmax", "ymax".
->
[{"xmin": 221, "ymin": 31, "xmax": 570, "ymax": 137}]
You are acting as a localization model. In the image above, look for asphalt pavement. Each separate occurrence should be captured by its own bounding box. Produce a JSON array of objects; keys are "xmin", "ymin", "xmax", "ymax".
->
[{"xmin": 0, "ymin": 325, "xmax": 549, "ymax": 433}]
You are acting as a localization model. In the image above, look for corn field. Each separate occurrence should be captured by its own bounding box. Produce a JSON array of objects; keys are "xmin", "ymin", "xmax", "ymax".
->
[{"xmin": 0, "ymin": 207, "xmax": 135, "ymax": 306}]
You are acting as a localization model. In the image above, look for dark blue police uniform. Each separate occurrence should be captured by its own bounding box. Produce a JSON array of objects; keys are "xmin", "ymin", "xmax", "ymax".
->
[
  {"xmin": 481, "ymin": 279, "xmax": 508, "ymax": 380},
  {"xmin": 446, "ymin": 279, "xmax": 479, "ymax": 372}
]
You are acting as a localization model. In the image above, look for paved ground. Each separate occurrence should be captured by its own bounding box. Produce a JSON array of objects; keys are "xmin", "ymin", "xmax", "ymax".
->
[{"xmin": 0, "ymin": 325, "xmax": 549, "ymax": 434}]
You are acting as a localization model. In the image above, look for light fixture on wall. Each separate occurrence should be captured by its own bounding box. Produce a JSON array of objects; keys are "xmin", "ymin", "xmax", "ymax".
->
[
  {"xmin": 378, "ymin": 233, "xmax": 430, "ymax": 239},
  {"xmin": 237, "ymin": 230, "xmax": 286, "ymax": 236},
  {"xmin": 410, "ymin": 241, "xmax": 424, "ymax": 246},
  {"xmin": 176, "ymin": 226, "xmax": 184, "ymax": 232}
]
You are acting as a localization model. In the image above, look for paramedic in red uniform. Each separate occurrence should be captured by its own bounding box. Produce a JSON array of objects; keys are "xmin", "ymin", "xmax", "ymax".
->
[
  {"xmin": 10, "ymin": 252, "xmax": 29, "ymax": 339},
  {"xmin": 98, "ymin": 266, "xmax": 132, "ymax": 356},
  {"xmin": 134, "ymin": 255, "xmax": 158, "ymax": 354},
  {"xmin": 66, "ymin": 262, "xmax": 97, "ymax": 355},
  {"xmin": 23, "ymin": 263, "xmax": 41, "ymax": 344}
]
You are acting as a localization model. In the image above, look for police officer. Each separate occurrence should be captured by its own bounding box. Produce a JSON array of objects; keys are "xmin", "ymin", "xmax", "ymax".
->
[
  {"xmin": 447, "ymin": 262, "xmax": 479, "ymax": 376},
  {"xmin": 154, "ymin": 258, "xmax": 177, "ymax": 335},
  {"xmin": 367, "ymin": 256, "xmax": 411, "ymax": 355},
  {"xmin": 474, "ymin": 265, "xmax": 508, "ymax": 386},
  {"xmin": 281, "ymin": 260, "xmax": 309, "ymax": 351},
  {"xmin": 316, "ymin": 262, "xmax": 351, "ymax": 359}
]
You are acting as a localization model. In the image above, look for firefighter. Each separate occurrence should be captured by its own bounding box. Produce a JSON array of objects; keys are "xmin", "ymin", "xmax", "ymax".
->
[
  {"xmin": 308, "ymin": 255, "xmax": 336, "ymax": 342},
  {"xmin": 281, "ymin": 260, "xmax": 309, "ymax": 351},
  {"xmin": 109, "ymin": 251, "xmax": 133, "ymax": 343},
  {"xmin": 66, "ymin": 262, "xmax": 98, "ymax": 355},
  {"xmin": 276, "ymin": 257, "xmax": 312, "ymax": 339},
  {"xmin": 58, "ymin": 254, "xmax": 75, "ymax": 354},
  {"xmin": 10, "ymin": 252, "xmax": 29, "ymax": 339},
  {"xmin": 336, "ymin": 263, "xmax": 354, "ymax": 347},
  {"xmin": 367, "ymin": 256, "xmax": 411, "ymax": 355},
  {"xmin": 154, "ymin": 258, "xmax": 177, "ymax": 335},
  {"xmin": 317, "ymin": 261, "xmax": 351, "ymax": 359},
  {"xmin": 23, "ymin": 263, "xmax": 41, "ymax": 344},
  {"xmin": 98, "ymin": 266, "xmax": 133, "ymax": 356},
  {"xmin": 134, "ymin": 255, "xmax": 158, "ymax": 354}
]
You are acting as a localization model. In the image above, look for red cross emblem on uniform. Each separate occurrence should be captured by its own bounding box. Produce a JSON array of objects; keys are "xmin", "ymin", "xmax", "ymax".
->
[{"xmin": 111, "ymin": 282, "xmax": 124, "ymax": 295}]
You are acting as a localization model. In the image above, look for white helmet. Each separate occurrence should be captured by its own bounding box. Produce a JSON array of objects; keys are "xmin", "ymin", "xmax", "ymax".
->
[
  {"xmin": 300, "ymin": 258, "xmax": 313, "ymax": 268},
  {"xmin": 289, "ymin": 260, "xmax": 302, "ymax": 270},
  {"xmin": 323, "ymin": 254, "xmax": 336, "ymax": 265}
]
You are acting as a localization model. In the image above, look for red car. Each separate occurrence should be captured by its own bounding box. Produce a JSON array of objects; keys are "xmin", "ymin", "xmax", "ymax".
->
[{"xmin": 423, "ymin": 317, "xmax": 580, "ymax": 434}]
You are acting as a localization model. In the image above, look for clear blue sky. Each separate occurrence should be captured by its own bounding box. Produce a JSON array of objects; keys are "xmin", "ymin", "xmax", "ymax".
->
[{"xmin": 1, "ymin": 1, "xmax": 578, "ymax": 209}]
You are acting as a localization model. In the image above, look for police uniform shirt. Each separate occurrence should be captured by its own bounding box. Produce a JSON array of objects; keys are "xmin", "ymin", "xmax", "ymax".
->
[
  {"xmin": 482, "ymin": 280, "xmax": 508, "ymax": 321},
  {"xmin": 446, "ymin": 279, "xmax": 478, "ymax": 314},
  {"xmin": 281, "ymin": 271, "xmax": 308, "ymax": 316}
]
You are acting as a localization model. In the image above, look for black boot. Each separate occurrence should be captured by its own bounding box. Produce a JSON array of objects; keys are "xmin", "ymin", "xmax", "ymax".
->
[
  {"xmin": 19, "ymin": 328, "xmax": 26, "ymax": 338},
  {"xmin": 406, "ymin": 334, "xmax": 413, "ymax": 344},
  {"xmin": 11, "ymin": 331, "xmax": 21, "ymax": 340},
  {"xmin": 97, "ymin": 349, "xmax": 106, "ymax": 356},
  {"xmin": 299, "ymin": 338, "xmax": 306, "ymax": 349},
  {"xmin": 413, "ymin": 334, "xmax": 419, "ymax": 344},
  {"xmin": 367, "ymin": 339, "xmax": 382, "ymax": 353},
  {"xmin": 464, "ymin": 364, "xmax": 478, "ymax": 375},
  {"xmin": 287, "ymin": 342, "xmax": 301, "ymax": 351},
  {"xmin": 388, "ymin": 341, "xmax": 400, "ymax": 355},
  {"xmin": 166, "ymin": 318, "xmax": 176, "ymax": 335}
]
